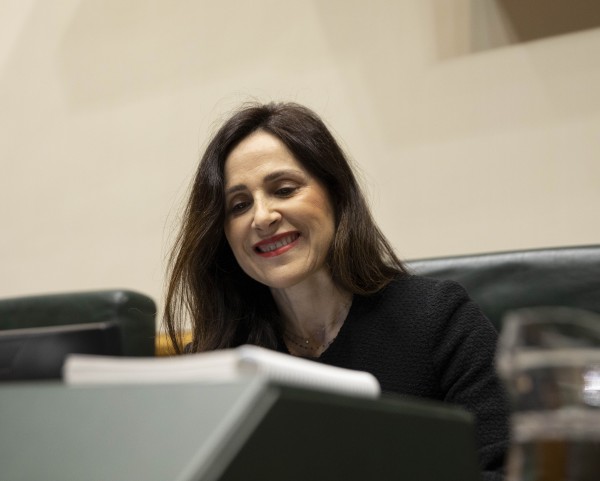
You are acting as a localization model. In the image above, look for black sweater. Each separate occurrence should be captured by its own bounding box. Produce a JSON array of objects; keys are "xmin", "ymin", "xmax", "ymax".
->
[{"xmin": 278, "ymin": 275, "xmax": 509, "ymax": 481}]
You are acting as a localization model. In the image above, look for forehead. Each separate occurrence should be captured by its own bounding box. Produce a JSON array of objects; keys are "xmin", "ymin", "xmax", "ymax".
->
[{"xmin": 224, "ymin": 131, "xmax": 306, "ymax": 185}]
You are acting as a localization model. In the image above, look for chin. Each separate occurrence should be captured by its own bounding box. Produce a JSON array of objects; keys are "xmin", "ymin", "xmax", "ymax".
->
[
  {"xmin": 248, "ymin": 270, "xmax": 308, "ymax": 290},
  {"xmin": 257, "ymin": 269, "xmax": 329, "ymax": 291},
  {"xmin": 258, "ymin": 276, "xmax": 302, "ymax": 290},
  {"xmin": 243, "ymin": 261, "xmax": 327, "ymax": 291}
]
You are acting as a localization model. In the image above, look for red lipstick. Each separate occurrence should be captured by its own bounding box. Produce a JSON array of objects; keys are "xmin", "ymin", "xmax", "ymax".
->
[{"xmin": 253, "ymin": 232, "xmax": 300, "ymax": 258}]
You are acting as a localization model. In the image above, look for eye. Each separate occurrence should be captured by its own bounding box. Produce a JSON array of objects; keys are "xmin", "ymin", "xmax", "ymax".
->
[
  {"xmin": 229, "ymin": 200, "xmax": 251, "ymax": 215},
  {"xmin": 275, "ymin": 186, "xmax": 297, "ymax": 197}
]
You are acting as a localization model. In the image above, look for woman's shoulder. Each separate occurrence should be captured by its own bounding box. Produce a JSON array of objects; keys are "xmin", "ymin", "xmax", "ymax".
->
[
  {"xmin": 378, "ymin": 274, "xmax": 471, "ymax": 305},
  {"xmin": 361, "ymin": 274, "xmax": 491, "ymax": 331}
]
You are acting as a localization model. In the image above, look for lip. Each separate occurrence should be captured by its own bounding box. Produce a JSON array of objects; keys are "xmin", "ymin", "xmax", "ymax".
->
[{"xmin": 253, "ymin": 232, "xmax": 300, "ymax": 258}]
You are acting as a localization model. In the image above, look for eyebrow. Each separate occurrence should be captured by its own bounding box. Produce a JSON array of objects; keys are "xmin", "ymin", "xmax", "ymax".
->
[{"xmin": 224, "ymin": 169, "xmax": 304, "ymax": 197}]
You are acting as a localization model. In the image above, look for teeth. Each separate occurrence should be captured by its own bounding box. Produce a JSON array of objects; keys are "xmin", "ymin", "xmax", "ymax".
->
[{"xmin": 257, "ymin": 234, "xmax": 297, "ymax": 253}]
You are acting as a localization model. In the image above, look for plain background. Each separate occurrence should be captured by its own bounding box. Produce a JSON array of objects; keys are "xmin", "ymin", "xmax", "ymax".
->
[{"xmin": 2, "ymin": 0, "xmax": 599, "ymax": 320}]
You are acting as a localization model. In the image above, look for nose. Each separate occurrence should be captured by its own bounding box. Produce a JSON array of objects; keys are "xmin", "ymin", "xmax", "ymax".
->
[{"xmin": 251, "ymin": 196, "xmax": 281, "ymax": 231}]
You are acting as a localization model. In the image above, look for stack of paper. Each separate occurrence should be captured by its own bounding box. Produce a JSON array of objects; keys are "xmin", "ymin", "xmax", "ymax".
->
[{"xmin": 63, "ymin": 344, "xmax": 381, "ymax": 398}]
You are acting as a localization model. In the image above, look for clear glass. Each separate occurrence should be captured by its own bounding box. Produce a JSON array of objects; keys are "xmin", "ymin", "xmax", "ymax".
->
[{"xmin": 497, "ymin": 307, "xmax": 600, "ymax": 481}]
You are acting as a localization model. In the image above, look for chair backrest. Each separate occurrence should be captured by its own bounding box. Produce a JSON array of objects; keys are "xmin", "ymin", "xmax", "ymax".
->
[
  {"xmin": 406, "ymin": 245, "xmax": 600, "ymax": 331},
  {"xmin": 0, "ymin": 290, "xmax": 156, "ymax": 356}
]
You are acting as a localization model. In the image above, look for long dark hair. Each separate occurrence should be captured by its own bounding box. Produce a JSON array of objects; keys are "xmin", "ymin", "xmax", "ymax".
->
[{"xmin": 164, "ymin": 102, "xmax": 406, "ymax": 353}]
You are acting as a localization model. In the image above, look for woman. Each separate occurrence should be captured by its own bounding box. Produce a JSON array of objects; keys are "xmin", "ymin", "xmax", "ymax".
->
[{"xmin": 164, "ymin": 102, "xmax": 508, "ymax": 480}]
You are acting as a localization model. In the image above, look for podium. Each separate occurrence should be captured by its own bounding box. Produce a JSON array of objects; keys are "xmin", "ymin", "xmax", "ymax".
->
[{"xmin": 0, "ymin": 378, "xmax": 481, "ymax": 481}]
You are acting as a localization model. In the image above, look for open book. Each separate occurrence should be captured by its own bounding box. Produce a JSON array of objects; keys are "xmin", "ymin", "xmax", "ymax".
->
[{"xmin": 63, "ymin": 344, "xmax": 381, "ymax": 398}]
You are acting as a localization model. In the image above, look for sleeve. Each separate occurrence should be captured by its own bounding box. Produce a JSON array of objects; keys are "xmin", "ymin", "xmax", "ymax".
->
[{"xmin": 427, "ymin": 280, "xmax": 510, "ymax": 481}]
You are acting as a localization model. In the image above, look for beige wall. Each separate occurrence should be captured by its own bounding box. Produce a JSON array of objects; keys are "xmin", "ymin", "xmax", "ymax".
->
[{"xmin": 1, "ymin": 0, "xmax": 599, "ymax": 312}]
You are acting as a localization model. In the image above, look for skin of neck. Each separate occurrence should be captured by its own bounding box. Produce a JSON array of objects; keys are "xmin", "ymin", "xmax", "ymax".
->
[{"xmin": 270, "ymin": 269, "xmax": 352, "ymax": 347}]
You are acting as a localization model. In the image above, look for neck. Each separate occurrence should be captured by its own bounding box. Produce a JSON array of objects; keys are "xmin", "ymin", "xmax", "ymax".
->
[{"xmin": 270, "ymin": 272, "xmax": 352, "ymax": 356}]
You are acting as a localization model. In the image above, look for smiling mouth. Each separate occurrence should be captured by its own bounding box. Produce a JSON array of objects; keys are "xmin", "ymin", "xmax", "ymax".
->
[{"xmin": 254, "ymin": 232, "xmax": 300, "ymax": 254}]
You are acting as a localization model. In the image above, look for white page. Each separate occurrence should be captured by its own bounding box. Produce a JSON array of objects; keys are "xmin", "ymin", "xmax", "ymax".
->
[{"xmin": 63, "ymin": 344, "xmax": 381, "ymax": 398}]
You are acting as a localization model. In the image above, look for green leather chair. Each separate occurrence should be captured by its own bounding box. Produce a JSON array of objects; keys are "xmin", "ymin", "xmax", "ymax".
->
[
  {"xmin": 0, "ymin": 289, "xmax": 156, "ymax": 357},
  {"xmin": 406, "ymin": 244, "xmax": 600, "ymax": 331}
]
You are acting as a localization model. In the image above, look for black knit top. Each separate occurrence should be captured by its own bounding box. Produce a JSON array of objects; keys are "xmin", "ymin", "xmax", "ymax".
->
[{"xmin": 277, "ymin": 275, "xmax": 509, "ymax": 481}]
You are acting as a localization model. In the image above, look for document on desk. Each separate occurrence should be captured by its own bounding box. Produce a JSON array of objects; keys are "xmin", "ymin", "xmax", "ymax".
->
[{"xmin": 63, "ymin": 344, "xmax": 381, "ymax": 398}]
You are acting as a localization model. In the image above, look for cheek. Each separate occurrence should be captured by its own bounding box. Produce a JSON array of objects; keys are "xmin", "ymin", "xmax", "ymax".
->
[
  {"xmin": 224, "ymin": 221, "xmax": 241, "ymax": 253},
  {"xmin": 224, "ymin": 220, "xmax": 253, "ymax": 268},
  {"xmin": 321, "ymin": 206, "xmax": 337, "ymax": 252},
  {"xmin": 322, "ymin": 219, "xmax": 336, "ymax": 252},
  {"xmin": 313, "ymin": 197, "xmax": 336, "ymax": 234}
]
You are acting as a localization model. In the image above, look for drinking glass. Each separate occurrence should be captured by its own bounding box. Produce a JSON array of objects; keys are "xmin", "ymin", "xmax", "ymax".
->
[{"xmin": 497, "ymin": 307, "xmax": 600, "ymax": 481}]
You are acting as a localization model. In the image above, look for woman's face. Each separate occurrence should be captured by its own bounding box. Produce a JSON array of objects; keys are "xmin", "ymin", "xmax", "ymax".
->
[{"xmin": 223, "ymin": 130, "xmax": 335, "ymax": 290}]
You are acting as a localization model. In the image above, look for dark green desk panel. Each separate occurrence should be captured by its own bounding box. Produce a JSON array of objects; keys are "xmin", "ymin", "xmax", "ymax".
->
[{"xmin": 0, "ymin": 379, "xmax": 480, "ymax": 481}]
